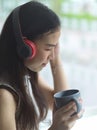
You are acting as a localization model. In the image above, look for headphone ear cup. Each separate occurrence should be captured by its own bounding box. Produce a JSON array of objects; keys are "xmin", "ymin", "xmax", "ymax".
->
[{"xmin": 23, "ymin": 38, "xmax": 36, "ymax": 59}]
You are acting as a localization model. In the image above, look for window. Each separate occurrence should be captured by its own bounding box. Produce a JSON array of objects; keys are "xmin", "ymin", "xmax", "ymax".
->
[{"xmin": 1, "ymin": 0, "xmax": 97, "ymax": 129}]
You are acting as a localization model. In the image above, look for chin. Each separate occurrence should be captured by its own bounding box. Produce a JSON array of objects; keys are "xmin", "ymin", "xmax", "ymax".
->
[{"xmin": 28, "ymin": 67, "xmax": 43, "ymax": 72}]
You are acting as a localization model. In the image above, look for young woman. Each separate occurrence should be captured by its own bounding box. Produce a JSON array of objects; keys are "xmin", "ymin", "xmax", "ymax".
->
[{"xmin": 0, "ymin": 1, "xmax": 84, "ymax": 130}]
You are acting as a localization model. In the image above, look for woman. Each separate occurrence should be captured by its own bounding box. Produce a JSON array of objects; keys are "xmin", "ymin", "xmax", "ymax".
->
[{"xmin": 0, "ymin": 1, "xmax": 83, "ymax": 130}]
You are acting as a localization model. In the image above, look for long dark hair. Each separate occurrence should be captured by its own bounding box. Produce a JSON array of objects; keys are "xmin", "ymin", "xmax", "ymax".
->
[{"xmin": 0, "ymin": 1, "xmax": 60, "ymax": 130}]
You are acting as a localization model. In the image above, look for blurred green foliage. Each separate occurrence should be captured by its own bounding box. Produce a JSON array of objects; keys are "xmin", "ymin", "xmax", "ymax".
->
[
  {"xmin": 61, "ymin": 13, "xmax": 97, "ymax": 21},
  {"xmin": 41, "ymin": 0, "xmax": 97, "ymax": 21},
  {"xmin": 0, "ymin": 0, "xmax": 97, "ymax": 21}
]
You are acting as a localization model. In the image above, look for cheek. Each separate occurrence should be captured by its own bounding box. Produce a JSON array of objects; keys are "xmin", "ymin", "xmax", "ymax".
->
[{"xmin": 36, "ymin": 50, "xmax": 49, "ymax": 61}]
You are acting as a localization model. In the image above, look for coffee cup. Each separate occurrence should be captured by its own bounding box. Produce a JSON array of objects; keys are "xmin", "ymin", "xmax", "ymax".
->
[{"xmin": 54, "ymin": 89, "xmax": 82, "ymax": 115}]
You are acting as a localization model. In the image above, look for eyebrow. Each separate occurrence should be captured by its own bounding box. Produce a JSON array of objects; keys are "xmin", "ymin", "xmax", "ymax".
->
[{"xmin": 45, "ymin": 43, "xmax": 57, "ymax": 47}]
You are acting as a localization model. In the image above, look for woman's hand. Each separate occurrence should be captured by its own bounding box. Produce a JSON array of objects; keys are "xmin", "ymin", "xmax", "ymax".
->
[
  {"xmin": 50, "ymin": 43, "xmax": 62, "ymax": 76},
  {"xmin": 50, "ymin": 43, "xmax": 69, "ymax": 92},
  {"xmin": 49, "ymin": 101, "xmax": 84, "ymax": 130},
  {"xmin": 50, "ymin": 43, "xmax": 60, "ymax": 68}
]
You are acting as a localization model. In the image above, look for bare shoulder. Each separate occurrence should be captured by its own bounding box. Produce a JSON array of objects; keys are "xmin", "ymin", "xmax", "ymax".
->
[
  {"xmin": 0, "ymin": 89, "xmax": 17, "ymax": 130},
  {"xmin": 0, "ymin": 88, "xmax": 17, "ymax": 112}
]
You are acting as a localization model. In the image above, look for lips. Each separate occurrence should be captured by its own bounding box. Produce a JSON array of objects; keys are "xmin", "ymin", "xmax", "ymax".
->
[{"xmin": 42, "ymin": 63, "xmax": 47, "ymax": 67}]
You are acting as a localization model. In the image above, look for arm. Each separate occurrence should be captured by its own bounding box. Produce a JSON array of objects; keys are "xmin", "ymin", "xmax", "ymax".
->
[
  {"xmin": 38, "ymin": 44, "xmax": 84, "ymax": 130},
  {"xmin": 38, "ymin": 77, "xmax": 83, "ymax": 130},
  {"xmin": 0, "ymin": 89, "xmax": 17, "ymax": 130},
  {"xmin": 38, "ymin": 44, "xmax": 69, "ymax": 108},
  {"xmin": 38, "ymin": 75, "xmax": 54, "ymax": 109},
  {"xmin": 50, "ymin": 44, "xmax": 69, "ymax": 93}
]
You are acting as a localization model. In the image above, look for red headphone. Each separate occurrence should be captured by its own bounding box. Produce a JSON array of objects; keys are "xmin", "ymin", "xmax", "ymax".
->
[
  {"xmin": 12, "ymin": 6, "xmax": 37, "ymax": 60},
  {"xmin": 23, "ymin": 38, "xmax": 36, "ymax": 59}
]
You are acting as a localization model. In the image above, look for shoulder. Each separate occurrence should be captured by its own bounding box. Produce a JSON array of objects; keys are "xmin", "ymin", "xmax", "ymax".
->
[
  {"xmin": 0, "ymin": 88, "xmax": 17, "ymax": 112},
  {"xmin": 0, "ymin": 88, "xmax": 16, "ymax": 99},
  {"xmin": 0, "ymin": 83, "xmax": 20, "ymax": 109},
  {"xmin": 0, "ymin": 89, "xmax": 17, "ymax": 130}
]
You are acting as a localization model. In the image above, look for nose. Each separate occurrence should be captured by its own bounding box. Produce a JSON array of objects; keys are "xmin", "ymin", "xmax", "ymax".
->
[{"xmin": 49, "ymin": 49, "xmax": 54, "ymax": 60}]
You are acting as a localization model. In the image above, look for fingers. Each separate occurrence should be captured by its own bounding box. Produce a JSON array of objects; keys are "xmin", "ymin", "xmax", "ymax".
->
[
  {"xmin": 69, "ymin": 108, "xmax": 85, "ymax": 122},
  {"xmin": 58, "ymin": 101, "xmax": 76, "ymax": 113},
  {"xmin": 62, "ymin": 102, "xmax": 77, "ymax": 119},
  {"xmin": 54, "ymin": 100, "xmax": 84, "ymax": 120},
  {"xmin": 52, "ymin": 101, "xmax": 85, "ymax": 130},
  {"xmin": 54, "ymin": 101, "xmax": 77, "ymax": 120},
  {"xmin": 54, "ymin": 43, "xmax": 60, "ymax": 53},
  {"xmin": 78, "ymin": 97, "xmax": 83, "ymax": 104},
  {"xmin": 58, "ymin": 101, "xmax": 75, "ymax": 112}
]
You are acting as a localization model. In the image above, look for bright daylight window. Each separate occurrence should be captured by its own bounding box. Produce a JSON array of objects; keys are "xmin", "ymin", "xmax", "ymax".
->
[{"xmin": 0, "ymin": 0, "xmax": 97, "ymax": 130}]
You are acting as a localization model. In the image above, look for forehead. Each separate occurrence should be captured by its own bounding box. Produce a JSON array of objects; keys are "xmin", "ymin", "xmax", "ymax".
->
[{"xmin": 40, "ymin": 30, "xmax": 61, "ymax": 45}]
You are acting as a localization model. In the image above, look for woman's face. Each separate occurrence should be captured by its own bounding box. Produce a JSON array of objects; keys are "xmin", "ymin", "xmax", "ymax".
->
[{"xmin": 24, "ymin": 29, "xmax": 61, "ymax": 72}]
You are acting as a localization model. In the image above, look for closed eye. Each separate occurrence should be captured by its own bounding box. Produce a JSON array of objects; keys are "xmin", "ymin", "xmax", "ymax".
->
[
  {"xmin": 45, "ymin": 48, "xmax": 52, "ymax": 51},
  {"xmin": 45, "ymin": 43, "xmax": 57, "ymax": 51}
]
